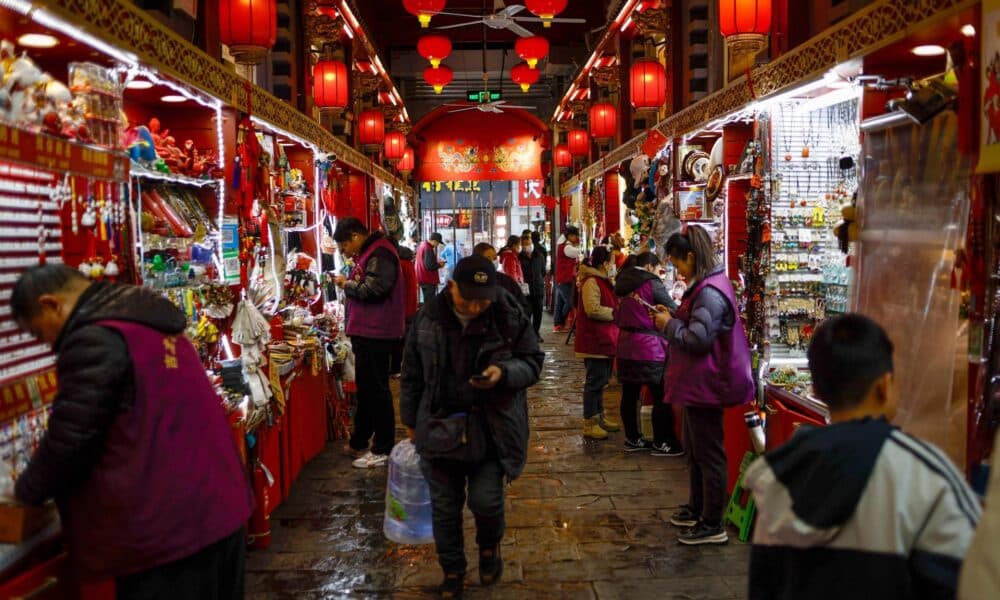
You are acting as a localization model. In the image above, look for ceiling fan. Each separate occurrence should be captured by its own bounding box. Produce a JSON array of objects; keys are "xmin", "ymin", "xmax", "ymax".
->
[
  {"xmin": 435, "ymin": 1, "xmax": 585, "ymax": 38},
  {"xmin": 444, "ymin": 99, "xmax": 537, "ymax": 114}
]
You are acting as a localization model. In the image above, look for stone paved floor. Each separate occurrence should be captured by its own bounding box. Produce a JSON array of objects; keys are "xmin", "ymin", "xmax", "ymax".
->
[{"xmin": 247, "ymin": 315, "xmax": 750, "ymax": 599}]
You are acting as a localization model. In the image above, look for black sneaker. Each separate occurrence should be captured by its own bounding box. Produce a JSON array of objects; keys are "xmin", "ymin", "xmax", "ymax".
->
[
  {"xmin": 650, "ymin": 442, "xmax": 685, "ymax": 457},
  {"xmin": 440, "ymin": 572, "xmax": 465, "ymax": 599},
  {"xmin": 669, "ymin": 505, "xmax": 699, "ymax": 528},
  {"xmin": 479, "ymin": 546, "xmax": 503, "ymax": 585},
  {"xmin": 624, "ymin": 437, "xmax": 653, "ymax": 452},
  {"xmin": 678, "ymin": 522, "xmax": 729, "ymax": 545}
]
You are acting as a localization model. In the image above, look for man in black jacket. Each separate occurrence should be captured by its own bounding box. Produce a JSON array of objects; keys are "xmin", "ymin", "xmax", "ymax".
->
[
  {"xmin": 519, "ymin": 231, "xmax": 547, "ymax": 342},
  {"xmin": 400, "ymin": 256, "xmax": 544, "ymax": 599}
]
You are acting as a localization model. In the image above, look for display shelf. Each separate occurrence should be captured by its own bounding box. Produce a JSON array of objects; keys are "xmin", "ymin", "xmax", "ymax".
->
[{"xmin": 129, "ymin": 162, "xmax": 220, "ymax": 188}]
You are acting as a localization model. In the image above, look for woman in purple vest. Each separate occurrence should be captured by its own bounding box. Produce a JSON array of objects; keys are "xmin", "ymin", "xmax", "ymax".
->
[
  {"xmin": 574, "ymin": 246, "xmax": 620, "ymax": 440},
  {"xmin": 614, "ymin": 252, "xmax": 683, "ymax": 456},
  {"xmin": 654, "ymin": 225, "xmax": 754, "ymax": 546}
]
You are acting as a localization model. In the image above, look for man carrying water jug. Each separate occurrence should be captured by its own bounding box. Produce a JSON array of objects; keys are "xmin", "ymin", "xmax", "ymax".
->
[{"xmin": 400, "ymin": 255, "xmax": 544, "ymax": 599}]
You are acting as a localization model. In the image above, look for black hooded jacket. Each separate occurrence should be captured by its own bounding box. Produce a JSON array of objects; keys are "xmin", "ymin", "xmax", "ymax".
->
[
  {"xmin": 16, "ymin": 282, "xmax": 188, "ymax": 505},
  {"xmin": 613, "ymin": 266, "xmax": 677, "ymax": 310}
]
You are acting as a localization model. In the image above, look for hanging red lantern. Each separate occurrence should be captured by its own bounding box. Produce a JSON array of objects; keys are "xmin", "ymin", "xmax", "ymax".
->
[
  {"xmin": 554, "ymin": 144, "xmax": 572, "ymax": 169},
  {"xmin": 515, "ymin": 36, "xmax": 549, "ymax": 69},
  {"xmin": 423, "ymin": 65, "xmax": 453, "ymax": 93},
  {"xmin": 718, "ymin": 0, "xmax": 772, "ymax": 37},
  {"xmin": 511, "ymin": 62, "xmax": 540, "ymax": 93},
  {"xmin": 567, "ymin": 129, "xmax": 589, "ymax": 157},
  {"xmin": 384, "ymin": 131, "xmax": 407, "ymax": 163},
  {"xmin": 219, "ymin": 0, "xmax": 277, "ymax": 65},
  {"xmin": 589, "ymin": 103, "xmax": 617, "ymax": 141},
  {"xmin": 417, "ymin": 34, "xmax": 452, "ymax": 68},
  {"xmin": 358, "ymin": 109, "xmax": 385, "ymax": 152},
  {"xmin": 629, "ymin": 58, "xmax": 666, "ymax": 110},
  {"xmin": 313, "ymin": 59, "xmax": 349, "ymax": 110},
  {"xmin": 403, "ymin": 0, "xmax": 447, "ymax": 28},
  {"xmin": 524, "ymin": 0, "xmax": 567, "ymax": 28},
  {"xmin": 397, "ymin": 147, "xmax": 415, "ymax": 175}
]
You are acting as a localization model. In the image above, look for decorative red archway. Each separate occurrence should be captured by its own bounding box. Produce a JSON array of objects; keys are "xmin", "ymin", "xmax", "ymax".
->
[{"xmin": 409, "ymin": 105, "xmax": 550, "ymax": 182}]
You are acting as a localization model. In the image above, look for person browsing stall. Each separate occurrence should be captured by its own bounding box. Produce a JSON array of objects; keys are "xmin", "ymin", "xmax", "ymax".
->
[
  {"xmin": 416, "ymin": 232, "xmax": 447, "ymax": 305},
  {"xmin": 574, "ymin": 246, "xmax": 620, "ymax": 440}
]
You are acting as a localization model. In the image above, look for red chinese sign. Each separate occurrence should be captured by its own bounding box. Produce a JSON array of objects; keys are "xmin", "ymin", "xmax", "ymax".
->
[
  {"xmin": 0, "ymin": 124, "xmax": 129, "ymax": 180},
  {"xmin": 519, "ymin": 180, "xmax": 544, "ymax": 207}
]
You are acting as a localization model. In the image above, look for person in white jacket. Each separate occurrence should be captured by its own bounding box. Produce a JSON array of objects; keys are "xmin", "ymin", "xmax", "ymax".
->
[{"xmin": 959, "ymin": 430, "xmax": 1000, "ymax": 599}]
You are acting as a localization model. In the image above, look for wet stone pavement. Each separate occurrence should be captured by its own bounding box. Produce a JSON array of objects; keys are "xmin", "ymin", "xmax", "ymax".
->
[{"xmin": 246, "ymin": 317, "xmax": 750, "ymax": 599}]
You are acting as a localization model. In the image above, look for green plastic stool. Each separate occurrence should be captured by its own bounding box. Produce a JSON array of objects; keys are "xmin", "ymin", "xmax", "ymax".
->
[{"xmin": 725, "ymin": 451, "xmax": 759, "ymax": 542}]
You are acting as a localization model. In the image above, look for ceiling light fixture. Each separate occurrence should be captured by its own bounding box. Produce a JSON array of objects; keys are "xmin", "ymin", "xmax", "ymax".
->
[
  {"xmin": 126, "ymin": 80, "xmax": 154, "ymax": 90},
  {"xmin": 17, "ymin": 33, "xmax": 59, "ymax": 48},
  {"xmin": 161, "ymin": 94, "xmax": 187, "ymax": 103},
  {"xmin": 911, "ymin": 45, "xmax": 946, "ymax": 57},
  {"xmin": 961, "ymin": 24, "xmax": 976, "ymax": 38}
]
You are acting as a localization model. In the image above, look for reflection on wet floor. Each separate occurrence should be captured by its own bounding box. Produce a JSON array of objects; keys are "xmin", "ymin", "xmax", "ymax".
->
[{"xmin": 246, "ymin": 318, "xmax": 750, "ymax": 599}]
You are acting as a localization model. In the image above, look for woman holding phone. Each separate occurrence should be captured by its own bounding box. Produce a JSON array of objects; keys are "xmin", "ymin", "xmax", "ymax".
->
[
  {"xmin": 574, "ymin": 247, "xmax": 620, "ymax": 440},
  {"xmin": 654, "ymin": 226, "xmax": 753, "ymax": 545},
  {"xmin": 614, "ymin": 252, "xmax": 683, "ymax": 455}
]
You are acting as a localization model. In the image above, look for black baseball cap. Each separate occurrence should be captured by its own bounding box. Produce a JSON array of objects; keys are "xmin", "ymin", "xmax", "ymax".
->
[
  {"xmin": 565, "ymin": 225, "xmax": 580, "ymax": 237},
  {"xmin": 430, "ymin": 232, "xmax": 443, "ymax": 243},
  {"xmin": 452, "ymin": 256, "xmax": 497, "ymax": 301}
]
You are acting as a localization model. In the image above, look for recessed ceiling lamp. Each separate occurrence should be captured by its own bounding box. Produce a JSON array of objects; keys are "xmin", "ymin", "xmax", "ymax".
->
[
  {"xmin": 161, "ymin": 95, "xmax": 187, "ymax": 103},
  {"xmin": 961, "ymin": 25, "xmax": 976, "ymax": 38},
  {"xmin": 126, "ymin": 80, "xmax": 154, "ymax": 90},
  {"xmin": 911, "ymin": 45, "xmax": 946, "ymax": 57},
  {"xmin": 17, "ymin": 33, "xmax": 59, "ymax": 48}
]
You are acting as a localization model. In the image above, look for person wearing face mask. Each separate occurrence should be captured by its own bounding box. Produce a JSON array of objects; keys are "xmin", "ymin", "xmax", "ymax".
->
[
  {"xmin": 614, "ymin": 251, "xmax": 684, "ymax": 456},
  {"xmin": 575, "ymin": 246, "xmax": 620, "ymax": 440},
  {"xmin": 519, "ymin": 231, "xmax": 547, "ymax": 342},
  {"xmin": 473, "ymin": 242, "xmax": 528, "ymax": 311},
  {"xmin": 400, "ymin": 256, "xmax": 544, "ymax": 599},
  {"xmin": 653, "ymin": 225, "xmax": 753, "ymax": 545}
]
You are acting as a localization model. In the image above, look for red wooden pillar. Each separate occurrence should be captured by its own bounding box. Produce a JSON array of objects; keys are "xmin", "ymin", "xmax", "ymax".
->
[{"xmin": 604, "ymin": 171, "xmax": 620, "ymax": 234}]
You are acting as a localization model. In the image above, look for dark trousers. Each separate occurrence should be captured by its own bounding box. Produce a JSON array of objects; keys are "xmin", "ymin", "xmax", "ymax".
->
[
  {"xmin": 527, "ymin": 292, "xmax": 544, "ymax": 335},
  {"xmin": 420, "ymin": 284, "xmax": 438, "ymax": 305},
  {"xmin": 620, "ymin": 382, "xmax": 681, "ymax": 447},
  {"xmin": 349, "ymin": 336, "xmax": 396, "ymax": 455},
  {"xmin": 420, "ymin": 458, "xmax": 506, "ymax": 574},
  {"xmin": 554, "ymin": 282, "xmax": 573, "ymax": 326},
  {"xmin": 583, "ymin": 358, "xmax": 613, "ymax": 419},
  {"xmin": 389, "ymin": 321, "xmax": 412, "ymax": 375},
  {"xmin": 116, "ymin": 527, "xmax": 245, "ymax": 600},
  {"xmin": 683, "ymin": 406, "xmax": 727, "ymax": 527}
]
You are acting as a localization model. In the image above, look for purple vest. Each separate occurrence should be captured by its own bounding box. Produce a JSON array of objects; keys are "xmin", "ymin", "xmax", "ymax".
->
[
  {"xmin": 415, "ymin": 241, "xmax": 439, "ymax": 285},
  {"xmin": 345, "ymin": 236, "xmax": 406, "ymax": 339},
  {"xmin": 67, "ymin": 320, "xmax": 253, "ymax": 579},
  {"xmin": 664, "ymin": 272, "xmax": 754, "ymax": 408},
  {"xmin": 615, "ymin": 279, "xmax": 668, "ymax": 363},
  {"xmin": 574, "ymin": 276, "xmax": 619, "ymax": 357}
]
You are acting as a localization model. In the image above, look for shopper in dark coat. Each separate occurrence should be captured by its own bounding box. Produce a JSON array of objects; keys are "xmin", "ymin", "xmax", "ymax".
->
[
  {"xmin": 519, "ymin": 231, "xmax": 547, "ymax": 340},
  {"xmin": 400, "ymin": 256, "xmax": 544, "ymax": 598},
  {"xmin": 10, "ymin": 265, "xmax": 252, "ymax": 597},
  {"xmin": 473, "ymin": 242, "xmax": 529, "ymax": 311}
]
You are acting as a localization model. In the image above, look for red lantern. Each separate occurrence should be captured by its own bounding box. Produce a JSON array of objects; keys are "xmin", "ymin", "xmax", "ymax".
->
[
  {"xmin": 511, "ymin": 62, "xmax": 540, "ymax": 93},
  {"xmin": 424, "ymin": 65, "xmax": 453, "ymax": 93},
  {"xmin": 718, "ymin": 0, "xmax": 772, "ymax": 37},
  {"xmin": 589, "ymin": 103, "xmax": 617, "ymax": 141},
  {"xmin": 313, "ymin": 59, "xmax": 349, "ymax": 110},
  {"xmin": 554, "ymin": 144, "xmax": 572, "ymax": 169},
  {"xmin": 629, "ymin": 58, "xmax": 666, "ymax": 110},
  {"xmin": 384, "ymin": 131, "xmax": 406, "ymax": 163},
  {"xmin": 524, "ymin": 0, "xmax": 567, "ymax": 28},
  {"xmin": 567, "ymin": 129, "xmax": 589, "ymax": 157},
  {"xmin": 219, "ymin": 0, "xmax": 277, "ymax": 64},
  {"xmin": 403, "ymin": 0, "xmax": 447, "ymax": 28},
  {"xmin": 417, "ymin": 34, "xmax": 452, "ymax": 68},
  {"xmin": 397, "ymin": 147, "xmax": 415, "ymax": 175},
  {"xmin": 515, "ymin": 36, "xmax": 549, "ymax": 69},
  {"xmin": 358, "ymin": 109, "xmax": 385, "ymax": 152}
]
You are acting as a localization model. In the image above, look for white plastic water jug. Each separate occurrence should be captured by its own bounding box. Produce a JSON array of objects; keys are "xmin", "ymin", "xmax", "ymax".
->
[{"xmin": 383, "ymin": 439, "xmax": 434, "ymax": 544}]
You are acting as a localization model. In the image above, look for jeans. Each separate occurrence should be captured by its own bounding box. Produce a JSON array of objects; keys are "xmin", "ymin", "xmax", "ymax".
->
[
  {"xmin": 420, "ymin": 458, "xmax": 506, "ymax": 574},
  {"xmin": 527, "ymin": 292, "xmax": 544, "ymax": 335},
  {"xmin": 583, "ymin": 358, "xmax": 613, "ymax": 419},
  {"xmin": 620, "ymin": 382, "xmax": 681, "ymax": 447},
  {"xmin": 349, "ymin": 336, "xmax": 396, "ymax": 455},
  {"xmin": 683, "ymin": 406, "xmax": 727, "ymax": 527},
  {"xmin": 420, "ymin": 284, "xmax": 438, "ymax": 305},
  {"xmin": 116, "ymin": 527, "xmax": 245, "ymax": 600},
  {"xmin": 554, "ymin": 282, "xmax": 574, "ymax": 326}
]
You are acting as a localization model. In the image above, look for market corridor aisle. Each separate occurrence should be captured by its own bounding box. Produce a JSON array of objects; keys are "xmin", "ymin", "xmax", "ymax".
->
[{"xmin": 246, "ymin": 319, "xmax": 750, "ymax": 599}]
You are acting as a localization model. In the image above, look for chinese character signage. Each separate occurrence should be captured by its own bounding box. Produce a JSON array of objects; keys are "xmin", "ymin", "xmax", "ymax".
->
[{"xmin": 981, "ymin": 0, "xmax": 1000, "ymax": 172}]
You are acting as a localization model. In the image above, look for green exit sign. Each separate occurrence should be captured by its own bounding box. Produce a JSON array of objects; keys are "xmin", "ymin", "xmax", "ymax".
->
[{"xmin": 467, "ymin": 90, "xmax": 503, "ymax": 103}]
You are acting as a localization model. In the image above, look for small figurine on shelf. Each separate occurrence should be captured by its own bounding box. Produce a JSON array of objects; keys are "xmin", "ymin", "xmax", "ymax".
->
[{"xmin": 124, "ymin": 118, "xmax": 159, "ymax": 163}]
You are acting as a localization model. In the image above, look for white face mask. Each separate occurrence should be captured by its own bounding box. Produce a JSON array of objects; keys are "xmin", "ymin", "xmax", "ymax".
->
[
  {"xmin": 608, "ymin": 264, "xmax": 617, "ymax": 278},
  {"xmin": 523, "ymin": 244, "xmax": 533, "ymax": 253}
]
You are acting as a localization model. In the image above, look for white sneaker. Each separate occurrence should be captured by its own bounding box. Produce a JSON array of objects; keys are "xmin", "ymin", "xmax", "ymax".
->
[{"xmin": 352, "ymin": 451, "xmax": 388, "ymax": 469}]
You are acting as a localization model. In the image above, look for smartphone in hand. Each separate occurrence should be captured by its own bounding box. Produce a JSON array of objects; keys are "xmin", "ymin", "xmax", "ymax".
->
[{"xmin": 469, "ymin": 374, "xmax": 491, "ymax": 383}]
